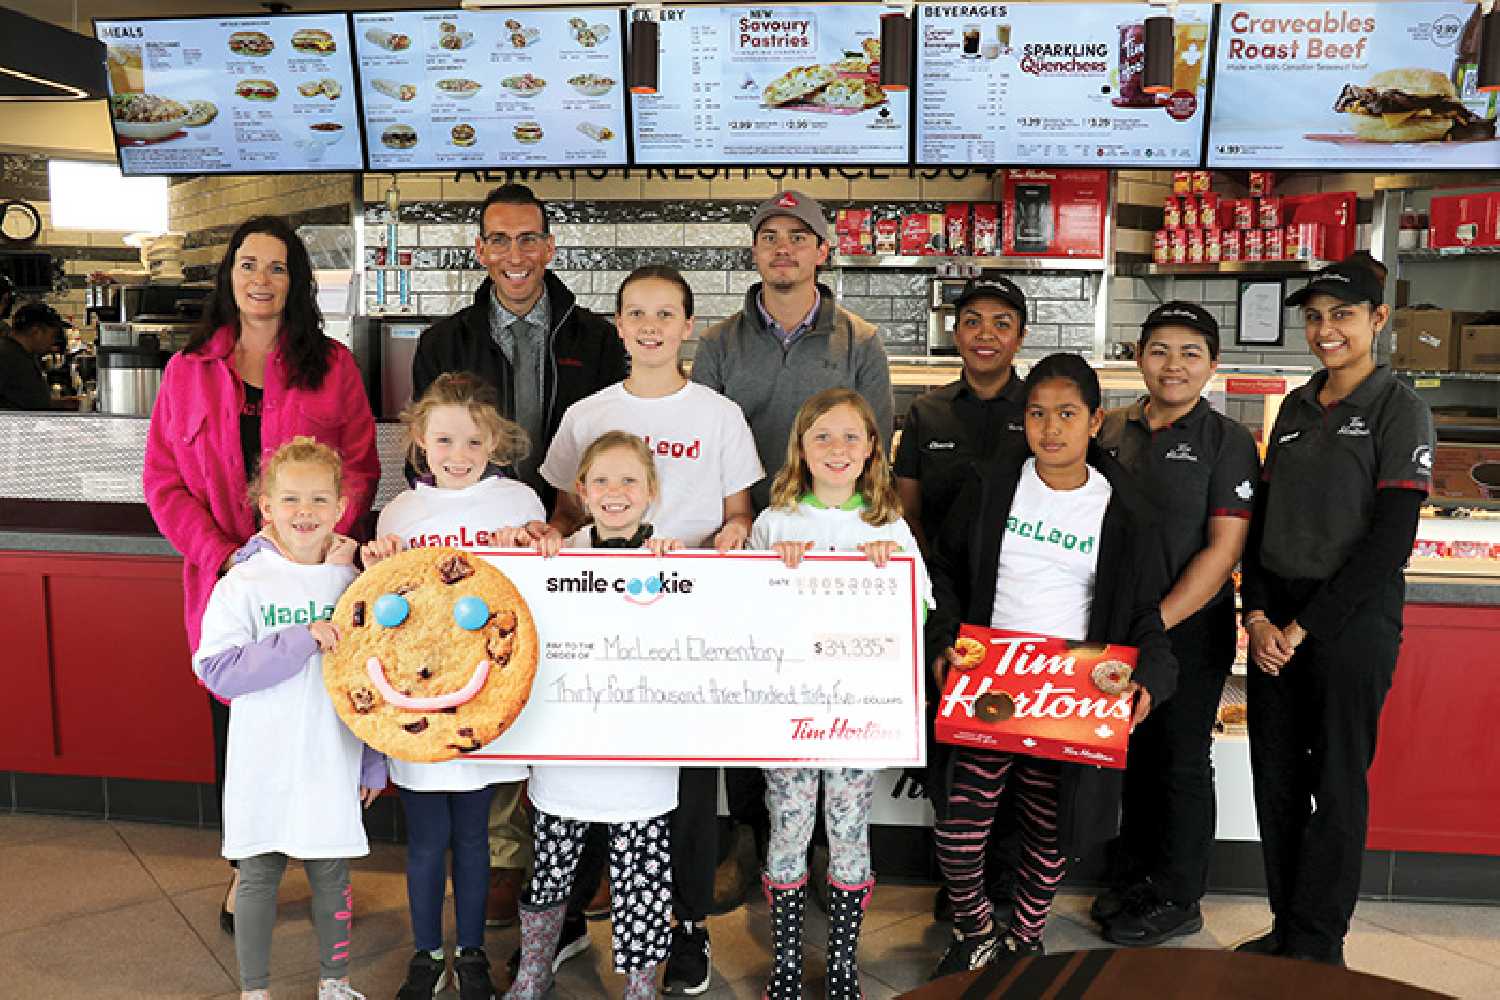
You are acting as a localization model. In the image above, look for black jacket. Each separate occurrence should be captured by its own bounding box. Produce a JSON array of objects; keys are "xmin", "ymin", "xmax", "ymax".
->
[
  {"xmin": 924, "ymin": 444, "xmax": 1179, "ymax": 855},
  {"xmin": 412, "ymin": 271, "xmax": 628, "ymax": 502},
  {"xmin": 0, "ymin": 335, "xmax": 50, "ymax": 410}
]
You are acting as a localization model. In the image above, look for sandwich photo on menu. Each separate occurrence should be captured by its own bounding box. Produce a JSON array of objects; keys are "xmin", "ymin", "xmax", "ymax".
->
[
  {"xmin": 228, "ymin": 30, "xmax": 274, "ymax": 57},
  {"xmin": 382, "ymin": 123, "xmax": 418, "ymax": 149},
  {"xmin": 235, "ymin": 79, "xmax": 279, "ymax": 102},
  {"xmin": 365, "ymin": 27, "xmax": 411, "ymax": 52},
  {"xmin": 291, "ymin": 28, "xmax": 336, "ymax": 55},
  {"xmin": 372, "ymin": 78, "xmax": 418, "ymax": 102},
  {"xmin": 1330, "ymin": 68, "xmax": 1497, "ymax": 143}
]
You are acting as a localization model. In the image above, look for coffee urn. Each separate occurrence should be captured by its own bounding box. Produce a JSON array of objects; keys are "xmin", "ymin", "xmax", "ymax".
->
[{"xmin": 96, "ymin": 340, "xmax": 169, "ymax": 416}]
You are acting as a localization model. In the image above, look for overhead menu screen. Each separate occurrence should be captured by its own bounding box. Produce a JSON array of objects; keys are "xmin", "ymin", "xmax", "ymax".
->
[
  {"xmin": 1208, "ymin": 3, "xmax": 1499, "ymax": 169},
  {"xmin": 915, "ymin": 3, "xmax": 1213, "ymax": 166},
  {"xmin": 95, "ymin": 14, "xmax": 364, "ymax": 175},
  {"xmin": 353, "ymin": 8, "xmax": 628, "ymax": 170},
  {"xmin": 631, "ymin": 5, "xmax": 910, "ymax": 165}
]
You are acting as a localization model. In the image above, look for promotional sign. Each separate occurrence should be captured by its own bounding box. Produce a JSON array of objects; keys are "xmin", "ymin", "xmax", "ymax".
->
[
  {"xmin": 915, "ymin": 3, "xmax": 1213, "ymax": 166},
  {"xmin": 1001, "ymin": 168, "xmax": 1108, "ymax": 258},
  {"xmin": 459, "ymin": 551, "xmax": 925, "ymax": 767},
  {"xmin": 1209, "ymin": 3, "xmax": 1500, "ymax": 169},
  {"xmin": 935, "ymin": 625, "xmax": 1137, "ymax": 769},
  {"xmin": 354, "ymin": 9, "xmax": 628, "ymax": 170},
  {"xmin": 95, "ymin": 14, "xmax": 363, "ymax": 175},
  {"xmin": 631, "ymin": 5, "xmax": 910, "ymax": 165}
]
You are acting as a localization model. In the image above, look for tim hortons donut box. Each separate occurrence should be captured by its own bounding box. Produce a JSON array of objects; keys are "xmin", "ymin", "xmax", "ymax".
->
[{"xmin": 935, "ymin": 625, "xmax": 1138, "ymax": 769}]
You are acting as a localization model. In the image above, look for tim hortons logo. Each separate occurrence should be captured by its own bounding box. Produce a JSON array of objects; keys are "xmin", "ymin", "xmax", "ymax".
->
[{"xmin": 939, "ymin": 635, "xmax": 1131, "ymax": 723}]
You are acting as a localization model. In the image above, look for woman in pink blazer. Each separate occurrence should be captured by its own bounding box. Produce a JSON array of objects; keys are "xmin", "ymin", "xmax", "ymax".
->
[{"xmin": 143, "ymin": 215, "xmax": 378, "ymax": 934}]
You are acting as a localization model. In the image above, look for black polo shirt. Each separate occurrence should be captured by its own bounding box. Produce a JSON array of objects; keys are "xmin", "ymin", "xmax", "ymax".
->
[
  {"xmin": 1099, "ymin": 397, "xmax": 1260, "ymax": 607},
  {"xmin": 0, "ymin": 335, "xmax": 49, "ymax": 410},
  {"xmin": 893, "ymin": 371, "xmax": 1029, "ymax": 542},
  {"xmin": 1259, "ymin": 365, "xmax": 1434, "ymax": 582}
]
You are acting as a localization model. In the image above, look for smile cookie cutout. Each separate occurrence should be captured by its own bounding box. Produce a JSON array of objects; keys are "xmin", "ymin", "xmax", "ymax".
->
[
  {"xmin": 1090, "ymin": 659, "xmax": 1134, "ymax": 697},
  {"xmin": 953, "ymin": 636, "xmax": 986, "ymax": 670},
  {"xmin": 324, "ymin": 547, "xmax": 538, "ymax": 762}
]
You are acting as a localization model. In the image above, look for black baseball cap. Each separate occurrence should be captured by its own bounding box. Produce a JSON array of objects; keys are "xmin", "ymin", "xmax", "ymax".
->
[
  {"xmin": 1285, "ymin": 260, "xmax": 1384, "ymax": 308},
  {"xmin": 1140, "ymin": 301, "xmax": 1220, "ymax": 356},
  {"xmin": 954, "ymin": 278, "xmax": 1028, "ymax": 326}
]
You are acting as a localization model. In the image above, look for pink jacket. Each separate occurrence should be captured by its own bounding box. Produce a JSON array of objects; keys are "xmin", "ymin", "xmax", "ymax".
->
[{"xmin": 143, "ymin": 324, "xmax": 379, "ymax": 650}]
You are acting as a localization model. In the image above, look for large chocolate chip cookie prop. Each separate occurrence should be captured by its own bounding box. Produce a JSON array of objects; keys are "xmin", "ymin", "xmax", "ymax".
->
[{"xmin": 324, "ymin": 547, "xmax": 538, "ymax": 762}]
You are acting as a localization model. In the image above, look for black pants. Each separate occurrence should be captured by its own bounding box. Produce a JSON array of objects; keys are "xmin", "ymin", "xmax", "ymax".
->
[
  {"xmin": 208, "ymin": 692, "xmax": 237, "ymax": 871},
  {"xmin": 1248, "ymin": 573, "xmax": 1403, "ymax": 961},
  {"xmin": 563, "ymin": 823, "xmax": 609, "ymax": 918},
  {"xmin": 670, "ymin": 767, "xmax": 719, "ymax": 923},
  {"xmin": 1117, "ymin": 596, "xmax": 1236, "ymax": 904}
]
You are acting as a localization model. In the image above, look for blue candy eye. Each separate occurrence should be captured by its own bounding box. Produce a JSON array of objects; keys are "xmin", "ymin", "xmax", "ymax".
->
[
  {"xmin": 453, "ymin": 595, "xmax": 490, "ymax": 631},
  {"xmin": 373, "ymin": 593, "xmax": 409, "ymax": 628}
]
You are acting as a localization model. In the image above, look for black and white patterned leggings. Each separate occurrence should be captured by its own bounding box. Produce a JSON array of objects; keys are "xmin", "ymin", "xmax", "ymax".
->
[{"xmin": 524, "ymin": 809, "xmax": 674, "ymax": 971}]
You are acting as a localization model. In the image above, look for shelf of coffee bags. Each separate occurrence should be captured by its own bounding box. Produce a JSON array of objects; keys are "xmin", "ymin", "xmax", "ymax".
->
[
  {"xmin": 1118, "ymin": 260, "xmax": 1335, "ymax": 277},
  {"xmin": 1398, "ymin": 246, "xmax": 1500, "ymax": 263},
  {"xmin": 829, "ymin": 255, "xmax": 1106, "ymax": 271}
]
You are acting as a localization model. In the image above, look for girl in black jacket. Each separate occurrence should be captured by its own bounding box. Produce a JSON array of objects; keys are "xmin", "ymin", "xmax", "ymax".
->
[{"xmin": 925, "ymin": 353, "xmax": 1178, "ymax": 978}]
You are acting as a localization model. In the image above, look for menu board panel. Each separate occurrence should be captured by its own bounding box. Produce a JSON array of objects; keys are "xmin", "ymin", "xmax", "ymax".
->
[
  {"xmin": 916, "ymin": 3, "xmax": 1213, "ymax": 166},
  {"xmin": 631, "ymin": 5, "xmax": 909, "ymax": 165},
  {"xmin": 354, "ymin": 9, "xmax": 627, "ymax": 170},
  {"xmin": 95, "ymin": 14, "xmax": 363, "ymax": 176},
  {"xmin": 1209, "ymin": 3, "xmax": 1500, "ymax": 169}
]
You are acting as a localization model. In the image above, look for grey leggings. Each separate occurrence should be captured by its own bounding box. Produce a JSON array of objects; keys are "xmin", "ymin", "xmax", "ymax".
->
[{"xmin": 236, "ymin": 854, "xmax": 353, "ymax": 990}]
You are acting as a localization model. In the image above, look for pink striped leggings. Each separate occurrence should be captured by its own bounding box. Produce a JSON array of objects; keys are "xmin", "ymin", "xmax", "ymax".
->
[{"xmin": 934, "ymin": 750, "xmax": 1065, "ymax": 944}]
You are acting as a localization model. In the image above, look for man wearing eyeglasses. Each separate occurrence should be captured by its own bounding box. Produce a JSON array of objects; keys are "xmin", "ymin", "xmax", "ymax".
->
[{"xmin": 413, "ymin": 182, "xmax": 628, "ymax": 498}]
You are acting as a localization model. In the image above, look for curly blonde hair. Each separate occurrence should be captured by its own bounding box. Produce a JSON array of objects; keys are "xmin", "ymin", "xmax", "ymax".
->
[
  {"xmin": 403, "ymin": 372, "xmax": 530, "ymax": 477},
  {"xmin": 249, "ymin": 435, "xmax": 344, "ymax": 505},
  {"xmin": 768, "ymin": 388, "xmax": 901, "ymax": 526}
]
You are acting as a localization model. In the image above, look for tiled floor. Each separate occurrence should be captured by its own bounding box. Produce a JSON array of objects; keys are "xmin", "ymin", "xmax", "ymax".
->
[{"xmin": 2, "ymin": 813, "xmax": 1497, "ymax": 999}]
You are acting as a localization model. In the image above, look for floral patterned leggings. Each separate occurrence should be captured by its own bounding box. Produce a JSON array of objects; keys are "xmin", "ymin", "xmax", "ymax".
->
[{"xmin": 763, "ymin": 768, "xmax": 878, "ymax": 884}]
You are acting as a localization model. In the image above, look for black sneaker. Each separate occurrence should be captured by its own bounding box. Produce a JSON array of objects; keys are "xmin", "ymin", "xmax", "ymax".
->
[
  {"xmin": 932, "ymin": 886, "xmax": 953, "ymax": 923},
  {"xmin": 930, "ymin": 931, "xmax": 999, "ymax": 981},
  {"xmin": 1089, "ymin": 879, "xmax": 1153, "ymax": 926},
  {"xmin": 396, "ymin": 951, "xmax": 449, "ymax": 1000},
  {"xmin": 454, "ymin": 948, "xmax": 496, "ymax": 1000},
  {"xmin": 1234, "ymin": 929, "xmax": 1284, "ymax": 955},
  {"xmin": 663, "ymin": 922, "xmax": 712, "ymax": 995},
  {"xmin": 1104, "ymin": 896, "xmax": 1203, "ymax": 947}
]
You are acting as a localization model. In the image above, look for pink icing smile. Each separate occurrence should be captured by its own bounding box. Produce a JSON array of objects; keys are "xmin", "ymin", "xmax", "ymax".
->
[{"xmin": 366, "ymin": 656, "xmax": 491, "ymax": 712}]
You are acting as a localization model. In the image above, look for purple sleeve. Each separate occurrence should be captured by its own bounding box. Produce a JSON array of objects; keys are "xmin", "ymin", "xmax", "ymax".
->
[
  {"xmin": 197, "ymin": 626, "xmax": 319, "ymax": 699},
  {"xmin": 360, "ymin": 746, "xmax": 388, "ymax": 790},
  {"xmin": 231, "ymin": 535, "xmax": 279, "ymax": 567}
]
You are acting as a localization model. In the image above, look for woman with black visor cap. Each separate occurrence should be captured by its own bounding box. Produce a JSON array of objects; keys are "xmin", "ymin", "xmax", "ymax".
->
[{"xmin": 1237, "ymin": 260, "xmax": 1434, "ymax": 965}]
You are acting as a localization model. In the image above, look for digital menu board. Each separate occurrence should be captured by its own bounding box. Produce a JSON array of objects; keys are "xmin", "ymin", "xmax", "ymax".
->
[
  {"xmin": 1209, "ymin": 4, "xmax": 1499, "ymax": 169},
  {"xmin": 631, "ymin": 5, "xmax": 909, "ymax": 165},
  {"xmin": 915, "ymin": 3, "xmax": 1213, "ymax": 166},
  {"xmin": 95, "ymin": 14, "xmax": 363, "ymax": 176},
  {"xmin": 354, "ymin": 9, "xmax": 628, "ymax": 170}
]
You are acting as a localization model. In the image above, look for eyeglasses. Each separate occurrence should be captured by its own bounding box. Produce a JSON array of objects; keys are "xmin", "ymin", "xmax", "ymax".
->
[{"xmin": 479, "ymin": 232, "xmax": 549, "ymax": 253}]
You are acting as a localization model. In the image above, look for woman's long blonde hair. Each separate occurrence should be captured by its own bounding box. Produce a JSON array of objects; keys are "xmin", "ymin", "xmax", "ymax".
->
[
  {"xmin": 769, "ymin": 388, "xmax": 901, "ymax": 526},
  {"xmin": 402, "ymin": 372, "xmax": 530, "ymax": 478}
]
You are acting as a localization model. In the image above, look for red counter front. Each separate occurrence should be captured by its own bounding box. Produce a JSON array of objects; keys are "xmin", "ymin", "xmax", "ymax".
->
[{"xmin": 1, "ymin": 551, "xmax": 212, "ymax": 783}]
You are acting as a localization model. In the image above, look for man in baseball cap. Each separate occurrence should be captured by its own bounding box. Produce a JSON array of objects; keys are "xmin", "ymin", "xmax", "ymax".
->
[
  {"xmin": 682, "ymin": 190, "xmax": 891, "ymax": 981},
  {"xmin": 1, "ymin": 300, "xmax": 64, "ymax": 410}
]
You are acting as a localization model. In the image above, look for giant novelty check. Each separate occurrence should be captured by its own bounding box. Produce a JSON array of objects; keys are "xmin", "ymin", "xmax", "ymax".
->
[{"xmin": 466, "ymin": 550, "xmax": 926, "ymax": 768}]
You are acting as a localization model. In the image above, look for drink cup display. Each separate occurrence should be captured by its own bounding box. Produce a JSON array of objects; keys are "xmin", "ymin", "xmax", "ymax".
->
[
  {"xmin": 107, "ymin": 45, "xmax": 145, "ymax": 94},
  {"xmin": 962, "ymin": 25, "xmax": 981, "ymax": 57},
  {"xmin": 1173, "ymin": 21, "xmax": 1209, "ymax": 94}
]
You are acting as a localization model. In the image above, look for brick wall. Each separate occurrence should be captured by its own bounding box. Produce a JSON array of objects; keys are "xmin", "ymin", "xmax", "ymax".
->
[{"xmin": 167, "ymin": 172, "xmax": 355, "ymax": 279}]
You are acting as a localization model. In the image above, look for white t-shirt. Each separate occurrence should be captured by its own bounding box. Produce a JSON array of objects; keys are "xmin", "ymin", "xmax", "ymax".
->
[
  {"xmin": 750, "ymin": 497, "xmax": 935, "ymax": 613},
  {"xmin": 194, "ymin": 551, "xmax": 366, "ymax": 861},
  {"xmin": 376, "ymin": 475, "xmax": 546, "ymax": 791},
  {"xmin": 525, "ymin": 528, "xmax": 680, "ymax": 823},
  {"xmin": 540, "ymin": 381, "xmax": 763, "ymax": 547},
  {"xmin": 990, "ymin": 458, "xmax": 1111, "ymax": 641}
]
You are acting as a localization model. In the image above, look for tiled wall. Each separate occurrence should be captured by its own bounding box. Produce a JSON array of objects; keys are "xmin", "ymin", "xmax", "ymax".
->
[
  {"xmin": 0, "ymin": 153, "xmax": 142, "ymax": 329},
  {"xmin": 167, "ymin": 172, "xmax": 355, "ymax": 279},
  {"xmin": 361, "ymin": 170, "xmax": 1103, "ymax": 358}
]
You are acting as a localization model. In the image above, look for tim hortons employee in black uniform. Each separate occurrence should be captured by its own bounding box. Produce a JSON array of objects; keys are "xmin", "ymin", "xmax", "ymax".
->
[
  {"xmin": 1237, "ymin": 261, "xmax": 1434, "ymax": 965},
  {"xmin": 1089, "ymin": 302, "xmax": 1259, "ymax": 946},
  {"xmin": 0, "ymin": 301, "xmax": 64, "ymax": 410},
  {"xmin": 893, "ymin": 278, "xmax": 1030, "ymax": 925}
]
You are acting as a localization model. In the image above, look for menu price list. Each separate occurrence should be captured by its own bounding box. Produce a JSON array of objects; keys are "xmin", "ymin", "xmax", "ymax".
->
[
  {"xmin": 96, "ymin": 14, "xmax": 362, "ymax": 175},
  {"xmin": 354, "ymin": 8, "xmax": 627, "ymax": 171},
  {"xmin": 1208, "ymin": 3, "xmax": 1500, "ymax": 169},
  {"xmin": 632, "ymin": 5, "xmax": 909, "ymax": 165},
  {"xmin": 916, "ymin": 3, "xmax": 1212, "ymax": 166}
]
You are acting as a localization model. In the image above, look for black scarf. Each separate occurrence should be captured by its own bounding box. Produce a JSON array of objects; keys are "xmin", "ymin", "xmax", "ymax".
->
[{"xmin": 590, "ymin": 523, "xmax": 654, "ymax": 549}]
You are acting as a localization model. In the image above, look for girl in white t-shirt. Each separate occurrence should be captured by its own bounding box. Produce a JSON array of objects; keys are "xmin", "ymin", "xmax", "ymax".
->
[
  {"xmin": 510, "ymin": 431, "xmax": 682, "ymax": 1000},
  {"xmin": 925, "ymin": 353, "xmax": 1177, "ymax": 979},
  {"xmin": 193, "ymin": 438, "xmax": 384, "ymax": 1000},
  {"xmin": 749, "ymin": 388, "xmax": 933, "ymax": 1000},
  {"xmin": 362, "ymin": 373, "xmax": 555, "ymax": 1000}
]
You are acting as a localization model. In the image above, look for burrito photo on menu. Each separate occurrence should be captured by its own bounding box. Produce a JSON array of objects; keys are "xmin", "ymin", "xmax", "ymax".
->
[
  {"xmin": 365, "ymin": 27, "xmax": 410, "ymax": 51},
  {"xmin": 372, "ymin": 78, "xmax": 417, "ymax": 102}
]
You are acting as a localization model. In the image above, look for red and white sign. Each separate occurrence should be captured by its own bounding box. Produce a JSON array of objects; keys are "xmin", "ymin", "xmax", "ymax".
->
[
  {"xmin": 935, "ymin": 625, "xmax": 1137, "ymax": 769},
  {"xmin": 1225, "ymin": 376, "xmax": 1288, "ymax": 395},
  {"xmin": 1001, "ymin": 168, "xmax": 1107, "ymax": 259}
]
